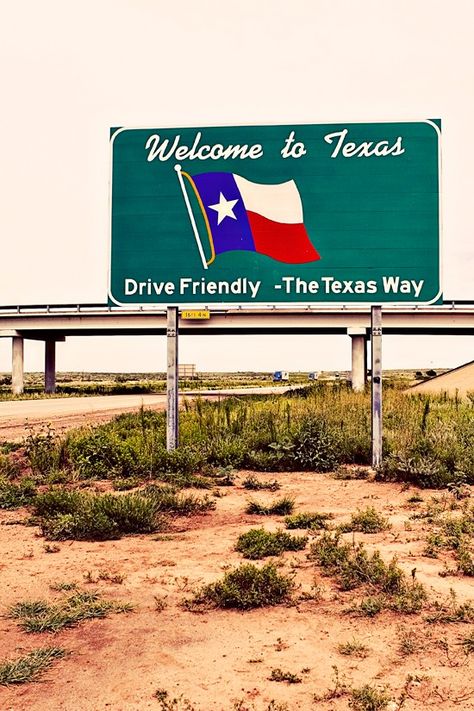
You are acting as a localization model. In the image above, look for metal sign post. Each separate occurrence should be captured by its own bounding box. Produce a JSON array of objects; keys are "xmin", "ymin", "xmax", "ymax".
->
[
  {"xmin": 166, "ymin": 306, "xmax": 179, "ymax": 450},
  {"xmin": 371, "ymin": 306, "xmax": 382, "ymax": 468}
]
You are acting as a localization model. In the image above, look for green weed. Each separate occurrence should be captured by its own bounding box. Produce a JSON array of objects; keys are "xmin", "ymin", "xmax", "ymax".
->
[
  {"xmin": 242, "ymin": 474, "xmax": 280, "ymax": 491},
  {"xmin": 245, "ymin": 497, "xmax": 295, "ymax": 516},
  {"xmin": 185, "ymin": 562, "xmax": 294, "ymax": 610},
  {"xmin": 9, "ymin": 591, "xmax": 133, "ymax": 632},
  {"xmin": 235, "ymin": 528, "xmax": 307, "ymax": 559},
  {"xmin": 284, "ymin": 511, "xmax": 333, "ymax": 530},
  {"xmin": 0, "ymin": 477, "xmax": 36, "ymax": 509},
  {"xmin": 309, "ymin": 533, "xmax": 427, "ymax": 614},
  {"xmin": 34, "ymin": 489, "xmax": 162, "ymax": 540},
  {"xmin": 268, "ymin": 667, "xmax": 302, "ymax": 683},
  {"xmin": 0, "ymin": 647, "xmax": 66, "ymax": 686},
  {"xmin": 337, "ymin": 639, "xmax": 370, "ymax": 658},
  {"xmin": 349, "ymin": 684, "xmax": 391, "ymax": 710},
  {"xmin": 339, "ymin": 507, "xmax": 391, "ymax": 534}
]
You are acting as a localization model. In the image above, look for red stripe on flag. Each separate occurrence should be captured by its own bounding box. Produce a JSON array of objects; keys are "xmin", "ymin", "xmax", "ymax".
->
[{"xmin": 247, "ymin": 211, "xmax": 320, "ymax": 264}]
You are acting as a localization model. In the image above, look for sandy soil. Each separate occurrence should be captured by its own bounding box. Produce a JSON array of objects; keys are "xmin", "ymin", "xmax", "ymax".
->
[{"xmin": 1, "ymin": 472, "xmax": 474, "ymax": 711}]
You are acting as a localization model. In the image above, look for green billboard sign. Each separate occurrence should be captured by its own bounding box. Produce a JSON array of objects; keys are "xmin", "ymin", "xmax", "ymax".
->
[{"xmin": 109, "ymin": 121, "xmax": 441, "ymax": 306}]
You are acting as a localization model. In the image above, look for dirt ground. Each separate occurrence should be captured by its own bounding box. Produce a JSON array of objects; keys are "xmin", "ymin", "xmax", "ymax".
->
[{"xmin": 1, "ymin": 472, "xmax": 474, "ymax": 711}]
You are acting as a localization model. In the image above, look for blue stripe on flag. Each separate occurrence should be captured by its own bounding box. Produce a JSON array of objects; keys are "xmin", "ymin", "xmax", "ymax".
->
[{"xmin": 192, "ymin": 172, "xmax": 255, "ymax": 255}]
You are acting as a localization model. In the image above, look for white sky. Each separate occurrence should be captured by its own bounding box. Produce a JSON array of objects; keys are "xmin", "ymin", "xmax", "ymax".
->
[{"xmin": 1, "ymin": 0, "xmax": 473, "ymax": 373}]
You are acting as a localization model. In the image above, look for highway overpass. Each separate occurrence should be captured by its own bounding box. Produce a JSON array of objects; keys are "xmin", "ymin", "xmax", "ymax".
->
[{"xmin": 1, "ymin": 301, "xmax": 474, "ymax": 394}]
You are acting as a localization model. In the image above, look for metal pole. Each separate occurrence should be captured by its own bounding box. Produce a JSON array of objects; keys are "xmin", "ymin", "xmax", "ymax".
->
[
  {"xmin": 166, "ymin": 306, "xmax": 179, "ymax": 450},
  {"xmin": 371, "ymin": 306, "xmax": 382, "ymax": 468}
]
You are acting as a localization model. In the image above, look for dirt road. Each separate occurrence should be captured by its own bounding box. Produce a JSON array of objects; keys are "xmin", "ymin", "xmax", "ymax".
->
[{"xmin": 0, "ymin": 386, "xmax": 301, "ymax": 441}]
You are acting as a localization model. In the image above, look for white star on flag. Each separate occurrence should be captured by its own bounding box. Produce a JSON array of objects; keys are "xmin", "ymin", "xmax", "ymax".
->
[{"xmin": 208, "ymin": 192, "xmax": 239, "ymax": 225}]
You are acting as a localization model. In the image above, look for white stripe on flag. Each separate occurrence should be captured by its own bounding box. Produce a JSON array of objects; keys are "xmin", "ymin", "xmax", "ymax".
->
[{"xmin": 234, "ymin": 175, "xmax": 303, "ymax": 224}]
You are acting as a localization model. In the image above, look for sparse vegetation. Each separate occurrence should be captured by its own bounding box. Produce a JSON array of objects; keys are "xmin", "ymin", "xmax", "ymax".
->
[
  {"xmin": 309, "ymin": 533, "xmax": 427, "ymax": 614},
  {"xmin": 284, "ymin": 511, "xmax": 333, "ymax": 530},
  {"xmin": 425, "ymin": 589, "xmax": 474, "ymax": 624},
  {"xmin": 349, "ymin": 684, "xmax": 391, "ymax": 710},
  {"xmin": 9, "ymin": 591, "xmax": 133, "ymax": 632},
  {"xmin": 185, "ymin": 562, "xmax": 294, "ymax": 610},
  {"xmin": 33, "ymin": 489, "xmax": 163, "ymax": 540},
  {"xmin": 235, "ymin": 528, "xmax": 307, "ymax": 559},
  {"xmin": 0, "ymin": 647, "xmax": 66, "ymax": 686},
  {"xmin": 0, "ymin": 476, "xmax": 36, "ymax": 509},
  {"xmin": 268, "ymin": 667, "xmax": 302, "ymax": 683},
  {"xmin": 337, "ymin": 639, "xmax": 370, "ymax": 658},
  {"xmin": 339, "ymin": 506, "xmax": 391, "ymax": 534},
  {"xmin": 242, "ymin": 474, "xmax": 280, "ymax": 491},
  {"xmin": 397, "ymin": 627, "xmax": 423, "ymax": 656},
  {"xmin": 245, "ymin": 496, "xmax": 295, "ymax": 516}
]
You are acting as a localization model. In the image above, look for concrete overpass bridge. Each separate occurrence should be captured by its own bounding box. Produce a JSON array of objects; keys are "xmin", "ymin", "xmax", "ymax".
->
[{"xmin": 1, "ymin": 301, "xmax": 474, "ymax": 394}]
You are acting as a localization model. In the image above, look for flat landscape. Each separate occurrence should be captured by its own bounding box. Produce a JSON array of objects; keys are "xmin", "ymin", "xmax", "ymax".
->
[
  {"xmin": 1, "ymin": 472, "xmax": 474, "ymax": 711},
  {"xmin": 0, "ymin": 382, "xmax": 473, "ymax": 710}
]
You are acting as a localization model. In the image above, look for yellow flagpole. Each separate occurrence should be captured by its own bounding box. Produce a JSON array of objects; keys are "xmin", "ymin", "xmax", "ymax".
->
[{"xmin": 174, "ymin": 164, "xmax": 208, "ymax": 270}]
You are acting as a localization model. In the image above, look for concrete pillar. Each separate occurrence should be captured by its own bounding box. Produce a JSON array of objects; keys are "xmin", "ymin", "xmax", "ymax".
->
[
  {"xmin": 45, "ymin": 340, "xmax": 56, "ymax": 394},
  {"xmin": 12, "ymin": 336, "xmax": 24, "ymax": 395},
  {"xmin": 348, "ymin": 328, "xmax": 368, "ymax": 392}
]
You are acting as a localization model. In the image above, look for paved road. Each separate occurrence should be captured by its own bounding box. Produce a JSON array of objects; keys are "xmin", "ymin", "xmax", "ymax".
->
[{"xmin": 0, "ymin": 386, "xmax": 302, "ymax": 441}]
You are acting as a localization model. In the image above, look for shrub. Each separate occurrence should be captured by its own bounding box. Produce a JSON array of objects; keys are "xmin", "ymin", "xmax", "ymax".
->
[
  {"xmin": 143, "ymin": 484, "xmax": 216, "ymax": 515},
  {"xmin": 0, "ymin": 477, "xmax": 36, "ymax": 509},
  {"xmin": 284, "ymin": 511, "xmax": 333, "ymax": 530},
  {"xmin": 349, "ymin": 684, "xmax": 391, "ymax": 710},
  {"xmin": 245, "ymin": 497, "xmax": 295, "ymax": 516},
  {"xmin": 236, "ymin": 528, "xmax": 308, "ymax": 559},
  {"xmin": 292, "ymin": 416, "xmax": 340, "ymax": 472},
  {"xmin": 337, "ymin": 640, "xmax": 369, "ymax": 658},
  {"xmin": 268, "ymin": 668, "xmax": 302, "ymax": 684},
  {"xmin": 242, "ymin": 474, "xmax": 280, "ymax": 491},
  {"xmin": 0, "ymin": 454, "xmax": 20, "ymax": 479},
  {"xmin": 34, "ymin": 489, "xmax": 161, "ymax": 540},
  {"xmin": 65, "ymin": 429, "xmax": 144, "ymax": 479},
  {"xmin": 309, "ymin": 533, "xmax": 427, "ymax": 613},
  {"xmin": 339, "ymin": 507, "xmax": 391, "ymax": 534},
  {"xmin": 186, "ymin": 562, "xmax": 294, "ymax": 610},
  {"xmin": 24, "ymin": 425, "xmax": 63, "ymax": 477}
]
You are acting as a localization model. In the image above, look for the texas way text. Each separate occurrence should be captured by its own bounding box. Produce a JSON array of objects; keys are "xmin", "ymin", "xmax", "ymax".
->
[{"xmin": 124, "ymin": 276, "xmax": 425, "ymax": 299}]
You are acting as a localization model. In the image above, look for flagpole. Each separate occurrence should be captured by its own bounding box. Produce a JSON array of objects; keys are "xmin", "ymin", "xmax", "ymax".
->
[{"xmin": 174, "ymin": 164, "xmax": 208, "ymax": 270}]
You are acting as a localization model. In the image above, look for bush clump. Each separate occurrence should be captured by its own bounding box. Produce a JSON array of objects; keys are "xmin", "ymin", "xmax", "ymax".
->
[
  {"xmin": 9, "ymin": 591, "xmax": 132, "ymax": 632},
  {"xmin": 0, "ymin": 477, "xmax": 36, "ymax": 509},
  {"xmin": 339, "ymin": 507, "xmax": 391, "ymax": 534},
  {"xmin": 245, "ymin": 496, "xmax": 295, "ymax": 516},
  {"xmin": 186, "ymin": 562, "xmax": 294, "ymax": 610},
  {"xmin": 309, "ymin": 533, "xmax": 427, "ymax": 614},
  {"xmin": 34, "ymin": 489, "xmax": 161, "ymax": 540},
  {"xmin": 236, "ymin": 528, "xmax": 308, "ymax": 559},
  {"xmin": 0, "ymin": 647, "xmax": 66, "ymax": 686},
  {"xmin": 285, "ymin": 511, "xmax": 333, "ymax": 530}
]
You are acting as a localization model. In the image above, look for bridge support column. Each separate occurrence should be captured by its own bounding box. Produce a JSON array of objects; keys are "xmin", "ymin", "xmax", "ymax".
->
[
  {"xmin": 45, "ymin": 340, "xmax": 56, "ymax": 394},
  {"xmin": 348, "ymin": 328, "xmax": 368, "ymax": 392},
  {"xmin": 12, "ymin": 336, "xmax": 24, "ymax": 395}
]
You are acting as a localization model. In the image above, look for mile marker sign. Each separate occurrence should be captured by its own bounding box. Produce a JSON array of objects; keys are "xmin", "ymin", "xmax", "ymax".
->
[{"xmin": 109, "ymin": 121, "xmax": 441, "ymax": 307}]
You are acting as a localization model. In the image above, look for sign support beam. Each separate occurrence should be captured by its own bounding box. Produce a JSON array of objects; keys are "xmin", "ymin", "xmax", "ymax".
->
[
  {"xmin": 371, "ymin": 306, "xmax": 382, "ymax": 468},
  {"xmin": 166, "ymin": 306, "xmax": 179, "ymax": 450}
]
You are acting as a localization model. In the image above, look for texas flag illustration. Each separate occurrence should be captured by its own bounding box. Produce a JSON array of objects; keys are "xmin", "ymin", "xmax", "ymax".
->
[{"xmin": 178, "ymin": 168, "xmax": 320, "ymax": 267}]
